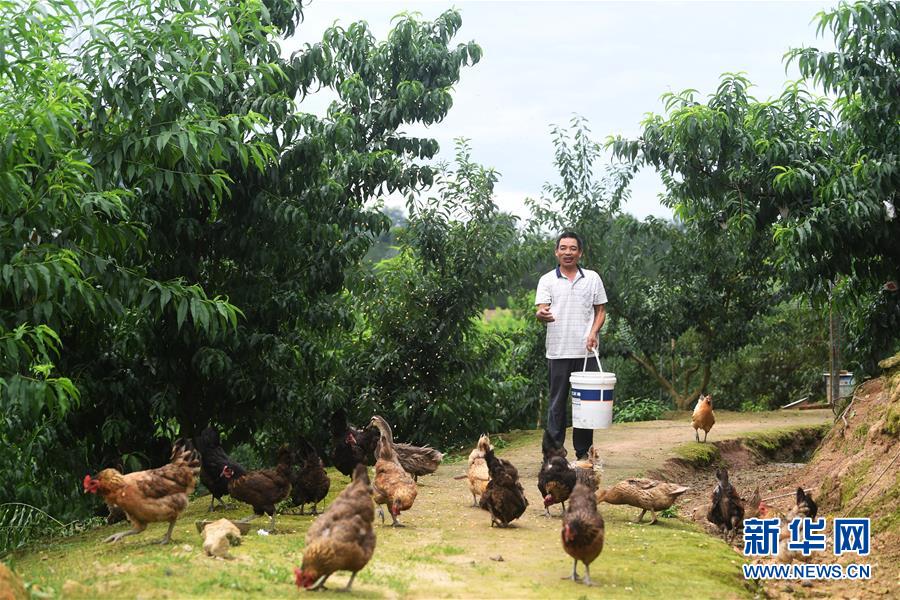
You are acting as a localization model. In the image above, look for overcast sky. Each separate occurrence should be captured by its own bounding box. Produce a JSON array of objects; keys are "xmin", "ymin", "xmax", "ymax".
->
[{"xmin": 284, "ymin": 0, "xmax": 834, "ymax": 221}]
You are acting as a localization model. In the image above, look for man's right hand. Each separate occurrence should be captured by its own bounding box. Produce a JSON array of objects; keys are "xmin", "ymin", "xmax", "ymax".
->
[{"xmin": 535, "ymin": 306, "xmax": 555, "ymax": 323}]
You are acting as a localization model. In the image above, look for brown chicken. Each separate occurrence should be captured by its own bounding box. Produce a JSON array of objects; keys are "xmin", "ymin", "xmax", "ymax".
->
[
  {"xmin": 83, "ymin": 439, "xmax": 200, "ymax": 544},
  {"xmin": 369, "ymin": 415, "xmax": 418, "ymax": 527},
  {"xmin": 294, "ymin": 463, "xmax": 376, "ymax": 592},
  {"xmin": 574, "ymin": 445, "xmax": 602, "ymax": 492},
  {"xmin": 692, "ymin": 394, "xmax": 716, "ymax": 442},
  {"xmin": 706, "ymin": 467, "xmax": 744, "ymax": 542},
  {"xmin": 743, "ymin": 485, "xmax": 765, "ymax": 520},
  {"xmin": 538, "ymin": 430, "xmax": 577, "ymax": 516},
  {"xmin": 0, "ymin": 562, "xmax": 27, "ymax": 600},
  {"xmin": 596, "ymin": 478, "xmax": 689, "ymax": 524},
  {"xmin": 479, "ymin": 447, "xmax": 528, "ymax": 527},
  {"xmin": 286, "ymin": 437, "xmax": 331, "ymax": 515},
  {"xmin": 465, "ymin": 434, "xmax": 492, "ymax": 506},
  {"xmin": 221, "ymin": 446, "xmax": 292, "ymax": 530},
  {"xmin": 561, "ymin": 482, "xmax": 605, "ymax": 586}
]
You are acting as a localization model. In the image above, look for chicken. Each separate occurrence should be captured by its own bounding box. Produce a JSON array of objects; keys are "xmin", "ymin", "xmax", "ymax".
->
[
  {"xmin": 743, "ymin": 485, "xmax": 764, "ymax": 520},
  {"xmin": 0, "ymin": 557, "xmax": 28, "ymax": 599},
  {"xmin": 561, "ymin": 482, "xmax": 605, "ymax": 586},
  {"xmin": 479, "ymin": 447, "xmax": 528, "ymax": 527},
  {"xmin": 465, "ymin": 434, "xmax": 492, "ymax": 506},
  {"xmin": 295, "ymin": 463, "xmax": 376, "ymax": 592},
  {"xmin": 777, "ymin": 488, "xmax": 819, "ymax": 563},
  {"xmin": 706, "ymin": 467, "xmax": 744, "ymax": 542},
  {"xmin": 596, "ymin": 478, "xmax": 690, "ymax": 524},
  {"xmin": 538, "ymin": 430, "xmax": 577, "ymax": 516},
  {"xmin": 221, "ymin": 446, "xmax": 292, "ymax": 531},
  {"xmin": 286, "ymin": 436, "xmax": 331, "ymax": 515},
  {"xmin": 692, "ymin": 394, "xmax": 716, "ymax": 443},
  {"xmin": 395, "ymin": 441, "xmax": 444, "ymax": 481},
  {"xmin": 574, "ymin": 445, "xmax": 603, "ymax": 492},
  {"xmin": 369, "ymin": 415, "xmax": 418, "ymax": 527},
  {"xmin": 794, "ymin": 487, "xmax": 817, "ymax": 520},
  {"xmin": 83, "ymin": 439, "xmax": 200, "ymax": 544},
  {"xmin": 331, "ymin": 408, "xmax": 379, "ymax": 476},
  {"xmin": 194, "ymin": 424, "xmax": 243, "ymax": 512}
]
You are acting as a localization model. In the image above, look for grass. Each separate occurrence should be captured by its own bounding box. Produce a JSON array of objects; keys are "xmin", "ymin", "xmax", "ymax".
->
[
  {"xmin": 10, "ymin": 502, "xmax": 748, "ymax": 599},
  {"xmin": 671, "ymin": 424, "xmax": 828, "ymax": 469},
  {"xmin": 840, "ymin": 458, "xmax": 873, "ymax": 508},
  {"xmin": 741, "ymin": 424, "xmax": 829, "ymax": 458},
  {"xmin": 870, "ymin": 473, "xmax": 900, "ymax": 534},
  {"xmin": 673, "ymin": 442, "xmax": 720, "ymax": 466},
  {"xmin": 9, "ymin": 413, "xmax": 838, "ymax": 599}
]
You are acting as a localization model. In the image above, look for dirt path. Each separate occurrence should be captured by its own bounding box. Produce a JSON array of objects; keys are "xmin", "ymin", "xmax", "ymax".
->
[
  {"xmin": 12, "ymin": 410, "xmax": 831, "ymax": 599},
  {"xmin": 368, "ymin": 409, "xmax": 831, "ymax": 599}
]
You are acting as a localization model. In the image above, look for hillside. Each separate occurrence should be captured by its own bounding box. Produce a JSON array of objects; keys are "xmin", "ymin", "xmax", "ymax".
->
[{"xmin": 764, "ymin": 354, "xmax": 900, "ymax": 598}]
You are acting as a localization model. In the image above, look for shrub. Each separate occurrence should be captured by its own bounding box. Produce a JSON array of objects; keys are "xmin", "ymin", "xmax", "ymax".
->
[{"xmin": 613, "ymin": 397, "xmax": 668, "ymax": 423}]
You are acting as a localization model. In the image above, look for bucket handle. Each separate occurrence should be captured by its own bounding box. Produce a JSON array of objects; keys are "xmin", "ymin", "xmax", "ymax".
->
[{"xmin": 582, "ymin": 348, "xmax": 604, "ymax": 373}]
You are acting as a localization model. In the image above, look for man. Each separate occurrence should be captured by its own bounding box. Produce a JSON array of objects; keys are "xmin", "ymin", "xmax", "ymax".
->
[{"xmin": 535, "ymin": 231, "xmax": 607, "ymax": 460}]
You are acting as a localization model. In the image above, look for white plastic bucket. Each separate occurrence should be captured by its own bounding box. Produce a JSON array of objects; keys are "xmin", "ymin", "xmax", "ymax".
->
[{"xmin": 570, "ymin": 352, "xmax": 617, "ymax": 429}]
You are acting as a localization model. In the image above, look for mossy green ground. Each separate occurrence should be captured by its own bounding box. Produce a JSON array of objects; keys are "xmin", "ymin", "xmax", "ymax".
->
[{"xmin": 9, "ymin": 410, "xmax": 830, "ymax": 599}]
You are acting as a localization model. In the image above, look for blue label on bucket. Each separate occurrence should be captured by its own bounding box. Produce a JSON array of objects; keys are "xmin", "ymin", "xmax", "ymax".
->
[{"xmin": 571, "ymin": 389, "xmax": 613, "ymax": 401}]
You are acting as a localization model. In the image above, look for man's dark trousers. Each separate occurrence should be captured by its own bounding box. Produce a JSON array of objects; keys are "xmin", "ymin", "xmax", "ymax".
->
[{"xmin": 547, "ymin": 356, "xmax": 599, "ymax": 458}]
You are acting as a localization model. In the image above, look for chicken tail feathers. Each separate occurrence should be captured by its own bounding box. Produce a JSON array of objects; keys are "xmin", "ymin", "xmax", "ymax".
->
[{"xmin": 172, "ymin": 438, "xmax": 201, "ymax": 475}]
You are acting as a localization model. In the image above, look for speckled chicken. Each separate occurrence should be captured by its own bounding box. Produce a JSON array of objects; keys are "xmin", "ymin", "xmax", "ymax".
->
[
  {"xmin": 395, "ymin": 441, "xmax": 444, "ymax": 481},
  {"xmin": 369, "ymin": 416, "xmax": 418, "ymax": 527},
  {"xmin": 538, "ymin": 430, "xmax": 577, "ymax": 516},
  {"xmin": 83, "ymin": 439, "xmax": 200, "ymax": 544},
  {"xmin": 706, "ymin": 467, "xmax": 744, "ymax": 542},
  {"xmin": 479, "ymin": 447, "xmax": 528, "ymax": 527},
  {"xmin": 595, "ymin": 478, "xmax": 689, "ymax": 524},
  {"xmin": 692, "ymin": 394, "xmax": 716, "ymax": 442},
  {"xmin": 294, "ymin": 463, "xmax": 376, "ymax": 592},
  {"xmin": 561, "ymin": 482, "xmax": 605, "ymax": 586},
  {"xmin": 465, "ymin": 434, "xmax": 492, "ymax": 506},
  {"xmin": 574, "ymin": 445, "xmax": 603, "ymax": 492},
  {"xmin": 287, "ymin": 436, "xmax": 331, "ymax": 515}
]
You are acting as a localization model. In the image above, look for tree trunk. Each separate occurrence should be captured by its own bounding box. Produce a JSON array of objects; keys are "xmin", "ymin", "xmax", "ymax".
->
[
  {"xmin": 829, "ymin": 298, "xmax": 841, "ymax": 415},
  {"xmin": 627, "ymin": 351, "xmax": 710, "ymax": 410}
]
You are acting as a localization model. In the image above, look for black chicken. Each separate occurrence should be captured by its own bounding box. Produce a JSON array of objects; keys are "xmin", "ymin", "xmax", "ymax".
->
[
  {"xmin": 479, "ymin": 447, "xmax": 528, "ymax": 527},
  {"xmin": 538, "ymin": 430, "xmax": 577, "ymax": 517},
  {"xmin": 194, "ymin": 425, "xmax": 243, "ymax": 512},
  {"xmin": 330, "ymin": 407, "xmax": 379, "ymax": 476},
  {"xmin": 794, "ymin": 487, "xmax": 817, "ymax": 520},
  {"xmin": 706, "ymin": 467, "xmax": 745, "ymax": 542},
  {"xmin": 286, "ymin": 437, "xmax": 331, "ymax": 515}
]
